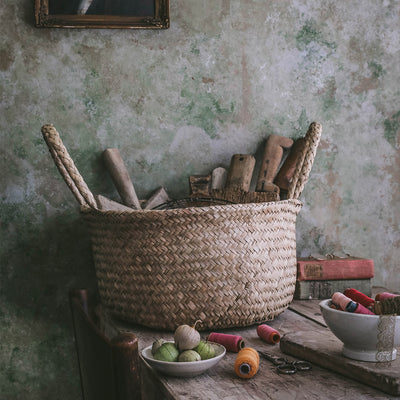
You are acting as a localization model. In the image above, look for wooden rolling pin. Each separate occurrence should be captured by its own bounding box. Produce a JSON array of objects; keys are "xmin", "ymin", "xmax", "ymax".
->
[
  {"xmin": 102, "ymin": 148, "xmax": 142, "ymax": 210},
  {"xmin": 256, "ymin": 135, "xmax": 293, "ymax": 192}
]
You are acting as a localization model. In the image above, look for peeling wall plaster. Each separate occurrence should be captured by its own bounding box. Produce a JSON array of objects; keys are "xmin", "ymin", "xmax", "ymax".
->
[{"xmin": 0, "ymin": 0, "xmax": 399, "ymax": 397}]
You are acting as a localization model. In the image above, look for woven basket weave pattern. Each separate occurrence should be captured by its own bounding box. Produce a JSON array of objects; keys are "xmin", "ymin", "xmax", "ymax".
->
[
  {"xmin": 42, "ymin": 122, "xmax": 321, "ymax": 331},
  {"xmin": 82, "ymin": 200, "xmax": 302, "ymax": 330}
]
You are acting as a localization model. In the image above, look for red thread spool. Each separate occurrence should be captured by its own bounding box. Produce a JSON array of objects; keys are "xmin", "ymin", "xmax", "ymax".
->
[
  {"xmin": 207, "ymin": 332, "xmax": 245, "ymax": 352},
  {"xmin": 256, "ymin": 324, "xmax": 280, "ymax": 344},
  {"xmin": 343, "ymin": 288, "xmax": 374, "ymax": 308},
  {"xmin": 375, "ymin": 292, "xmax": 399, "ymax": 301}
]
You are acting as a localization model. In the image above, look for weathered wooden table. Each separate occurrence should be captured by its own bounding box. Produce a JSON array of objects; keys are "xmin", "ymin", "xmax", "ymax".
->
[{"xmin": 98, "ymin": 290, "xmax": 400, "ymax": 400}]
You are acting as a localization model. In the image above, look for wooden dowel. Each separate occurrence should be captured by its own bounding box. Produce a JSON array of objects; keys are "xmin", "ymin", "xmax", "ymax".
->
[{"xmin": 102, "ymin": 148, "xmax": 142, "ymax": 210}]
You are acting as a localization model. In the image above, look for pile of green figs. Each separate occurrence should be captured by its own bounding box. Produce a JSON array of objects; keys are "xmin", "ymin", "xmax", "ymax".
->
[{"xmin": 151, "ymin": 321, "xmax": 216, "ymax": 362}]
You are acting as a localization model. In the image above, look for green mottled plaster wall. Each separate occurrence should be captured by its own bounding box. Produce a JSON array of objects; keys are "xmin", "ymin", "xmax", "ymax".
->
[{"xmin": 1, "ymin": 0, "xmax": 399, "ymax": 398}]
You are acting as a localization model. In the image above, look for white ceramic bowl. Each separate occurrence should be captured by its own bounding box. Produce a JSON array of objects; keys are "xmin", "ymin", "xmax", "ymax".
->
[
  {"xmin": 141, "ymin": 342, "xmax": 226, "ymax": 377},
  {"xmin": 319, "ymin": 299, "xmax": 400, "ymax": 362}
]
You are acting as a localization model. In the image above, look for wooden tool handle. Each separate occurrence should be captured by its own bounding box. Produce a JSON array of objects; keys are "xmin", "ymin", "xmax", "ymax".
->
[
  {"xmin": 256, "ymin": 135, "xmax": 293, "ymax": 192},
  {"xmin": 102, "ymin": 148, "xmax": 142, "ymax": 210},
  {"xmin": 225, "ymin": 154, "xmax": 255, "ymax": 192},
  {"xmin": 274, "ymin": 137, "xmax": 307, "ymax": 191}
]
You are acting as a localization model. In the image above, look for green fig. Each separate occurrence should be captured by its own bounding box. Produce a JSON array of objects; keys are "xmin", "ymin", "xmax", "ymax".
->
[
  {"xmin": 178, "ymin": 350, "xmax": 201, "ymax": 362},
  {"xmin": 153, "ymin": 342, "xmax": 179, "ymax": 362},
  {"xmin": 194, "ymin": 340, "xmax": 215, "ymax": 360},
  {"xmin": 151, "ymin": 338, "xmax": 166, "ymax": 355}
]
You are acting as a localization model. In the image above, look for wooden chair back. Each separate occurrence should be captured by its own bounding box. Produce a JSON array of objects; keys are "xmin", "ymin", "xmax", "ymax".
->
[{"xmin": 69, "ymin": 289, "xmax": 141, "ymax": 400}]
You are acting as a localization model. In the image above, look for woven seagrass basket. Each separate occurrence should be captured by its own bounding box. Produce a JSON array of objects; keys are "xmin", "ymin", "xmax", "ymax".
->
[{"xmin": 42, "ymin": 122, "xmax": 321, "ymax": 331}]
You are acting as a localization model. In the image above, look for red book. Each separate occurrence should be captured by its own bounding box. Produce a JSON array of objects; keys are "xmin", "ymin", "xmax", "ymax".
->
[{"xmin": 296, "ymin": 256, "xmax": 374, "ymax": 281}]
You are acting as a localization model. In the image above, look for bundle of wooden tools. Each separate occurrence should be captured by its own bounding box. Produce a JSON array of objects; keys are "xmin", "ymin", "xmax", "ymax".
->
[{"xmin": 95, "ymin": 133, "xmax": 308, "ymax": 211}]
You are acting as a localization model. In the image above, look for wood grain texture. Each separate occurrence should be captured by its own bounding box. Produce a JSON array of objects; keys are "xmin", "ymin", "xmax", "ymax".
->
[
  {"xmin": 143, "ymin": 187, "xmax": 170, "ymax": 210},
  {"xmin": 102, "ymin": 148, "xmax": 142, "ymax": 210},
  {"xmin": 274, "ymin": 137, "xmax": 306, "ymax": 191},
  {"xmin": 225, "ymin": 154, "xmax": 255, "ymax": 191},
  {"xmin": 97, "ymin": 296, "xmax": 396, "ymax": 399},
  {"xmin": 281, "ymin": 329, "xmax": 400, "ymax": 396},
  {"xmin": 189, "ymin": 175, "xmax": 211, "ymax": 197},
  {"xmin": 95, "ymin": 195, "xmax": 134, "ymax": 211},
  {"xmin": 256, "ymin": 135, "xmax": 293, "ymax": 192}
]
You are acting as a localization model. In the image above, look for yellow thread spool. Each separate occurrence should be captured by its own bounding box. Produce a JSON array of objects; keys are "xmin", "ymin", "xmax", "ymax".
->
[{"xmin": 234, "ymin": 347, "xmax": 259, "ymax": 378}]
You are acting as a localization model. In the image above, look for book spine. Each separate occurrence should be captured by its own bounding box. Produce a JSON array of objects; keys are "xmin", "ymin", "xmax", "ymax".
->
[
  {"xmin": 296, "ymin": 259, "xmax": 374, "ymax": 281},
  {"xmin": 294, "ymin": 279, "xmax": 372, "ymax": 300}
]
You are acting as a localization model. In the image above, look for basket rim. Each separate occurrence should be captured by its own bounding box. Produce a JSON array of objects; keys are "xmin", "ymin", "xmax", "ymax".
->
[{"xmin": 80, "ymin": 198, "xmax": 303, "ymax": 216}]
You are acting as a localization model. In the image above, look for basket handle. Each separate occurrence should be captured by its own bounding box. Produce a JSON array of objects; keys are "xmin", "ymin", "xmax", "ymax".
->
[
  {"xmin": 42, "ymin": 124, "xmax": 98, "ymax": 209},
  {"xmin": 287, "ymin": 122, "xmax": 322, "ymax": 200}
]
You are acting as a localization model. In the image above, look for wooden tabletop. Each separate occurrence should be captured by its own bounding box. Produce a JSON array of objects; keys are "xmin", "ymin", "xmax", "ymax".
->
[{"xmin": 98, "ymin": 294, "xmax": 400, "ymax": 400}]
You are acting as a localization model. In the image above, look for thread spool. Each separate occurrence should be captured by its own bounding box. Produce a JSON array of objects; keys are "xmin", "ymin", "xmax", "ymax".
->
[
  {"xmin": 234, "ymin": 347, "xmax": 259, "ymax": 379},
  {"xmin": 256, "ymin": 324, "xmax": 280, "ymax": 344},
  {"xmin": 375, "ymin": 292, "xmax": 399, "ymax": 301},
  {"xmin": 343, "ymin": 288, "xmax": 375, "ymax": 309},
  {"xmin": 207, "ymin": 332, "xmax": 245, "ymax": 352},
  {"xmin": 375, "ymin": 296, "xmax": 400, "ymax": 315},
  {"xmin": 332, "ymin": 292, "xmax": 352, "ymax": 310},
  {"xmin": 346, "ymin": 301, "xmax": 375, "ymax": 315}
]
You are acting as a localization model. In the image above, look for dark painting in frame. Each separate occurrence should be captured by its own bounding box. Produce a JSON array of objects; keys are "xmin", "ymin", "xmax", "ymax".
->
[{"xmin": 35, "ymin": 0, "xmax": 169, "ymax": 29}]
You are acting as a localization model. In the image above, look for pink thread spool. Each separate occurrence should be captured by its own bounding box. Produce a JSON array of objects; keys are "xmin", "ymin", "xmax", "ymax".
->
[
  {"xmin": 207, "ymin": 332, "xmax": 245, "ymax": 352},
  {"xmin": 332, "ymin": 292, "xmax": 352, "ymax": 310},
  {"xmin": 256, "ymin": 324, "xmax": 280, "ymax": 344},
  {"xmin": 332, "ymin": 292, "xmax": 375, "ymax": 315},
  {"xmin": 343, "ymin": 288, "xmax": 374, "ymax": 309},
  {"xmin": 375, "ymin": 292, "xmax": 399, "ymax": 301}
]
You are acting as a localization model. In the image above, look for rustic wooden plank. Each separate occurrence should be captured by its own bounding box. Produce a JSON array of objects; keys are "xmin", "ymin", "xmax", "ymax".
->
[
  {"xmin": 96, "ymin": 303, "xmax": 395, "ymax": 399},
  {"xmin": 95, "ymin": 194, "xmax": 134, "ymax": 211},
  {"xmin": 280, "ymin": 328, "xmax": 400, "ymax": 396},
  {"xmin": 289, "ymin": 299, "xmax": 327, "ymax": 327},
  {"xmin": 225, "ymin": 154, "xmax": 255, "ymax": 192},
  {"xmin": 143, "ymin": 187, "xmax": 170, "ymax": 210},
  {"xmin": 210, "ymin": 188, "xmax": 279, "ymax": 204}
]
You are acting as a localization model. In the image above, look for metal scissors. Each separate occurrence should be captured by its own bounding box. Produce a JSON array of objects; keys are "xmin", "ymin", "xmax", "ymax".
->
[{"xmin": 258, "ymin": 351, "xmax": 312, "ymax": 375}]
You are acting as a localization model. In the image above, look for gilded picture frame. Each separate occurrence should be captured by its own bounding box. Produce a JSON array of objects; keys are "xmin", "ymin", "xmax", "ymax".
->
[{"xmin": 34, "ymin": 0, "xmax": 170, "ymax": 29}]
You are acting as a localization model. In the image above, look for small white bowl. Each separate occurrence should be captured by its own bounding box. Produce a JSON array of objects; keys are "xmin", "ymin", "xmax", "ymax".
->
[
  {"xmin": 319, "ymin": 299, "xmax": 400, "ymax": 362},
  {"xmin": 141, "ymin": 342, "xmax": 226, "ymax": 377}
]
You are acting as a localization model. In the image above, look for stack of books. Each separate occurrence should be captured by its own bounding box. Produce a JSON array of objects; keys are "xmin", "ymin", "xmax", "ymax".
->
[{"xmin": 294, "ymin": 255, "xmax": 374, "ymax": 300}]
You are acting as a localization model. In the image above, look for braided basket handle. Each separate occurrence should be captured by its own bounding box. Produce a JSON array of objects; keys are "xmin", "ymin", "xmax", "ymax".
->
[
  {"xmin": 287, "ymin": 122, "xmax": 322, "ymax": 200},
  {"xmin": 42, "ymin": 124, "xmax": 98, "ymax": 209}
]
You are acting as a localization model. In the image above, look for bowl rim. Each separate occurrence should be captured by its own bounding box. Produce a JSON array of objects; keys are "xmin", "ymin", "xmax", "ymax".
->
[{"xmin": 319, "ymin": 298, "xmax": 381, "ymax": 318}]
